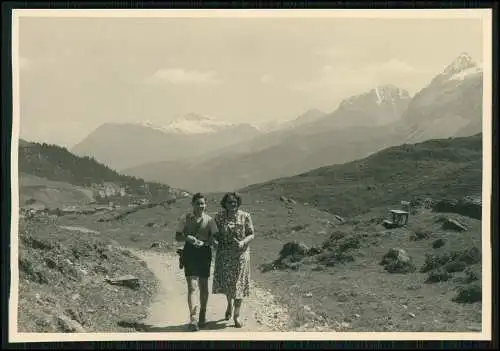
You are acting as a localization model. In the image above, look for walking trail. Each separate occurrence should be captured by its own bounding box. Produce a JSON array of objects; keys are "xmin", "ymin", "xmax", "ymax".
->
[{"xmin": 129, "ymin": 249, "xmax": 292, "ymax": 333}]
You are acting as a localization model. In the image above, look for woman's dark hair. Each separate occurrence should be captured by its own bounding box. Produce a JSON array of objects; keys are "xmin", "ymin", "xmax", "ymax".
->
[
  {"xmin": 191, "ymin": 192, "xmax": 205, "ymax": 205},
  {"xmin": 220, "ymin": 192, "xmax": 242, "ymax": 209}
]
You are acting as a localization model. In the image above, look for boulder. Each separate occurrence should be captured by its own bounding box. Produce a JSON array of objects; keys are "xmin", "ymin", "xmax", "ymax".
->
[
  {"xmin": 56, "ymin": 314, "xmax": 86, "ymax": 333},
  {"xmin": 105, "ymin": 275, "xmax": 140, "ymax": 290},
  {"xmin": 442, "ymin": 218, "xmax": 468, "ymax": 232},
  {"xmin": 380, "ymin": 248, "xmax": 416, "ymax": 274}
]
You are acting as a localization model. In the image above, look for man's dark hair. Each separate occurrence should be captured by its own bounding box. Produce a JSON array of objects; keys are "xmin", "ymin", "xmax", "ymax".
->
[
  {"xmin": 220, "ymin": 192, "xmax": 242, "ymax": 209},
  {"xmin": 191, "ymin": 192, "xmax": 205, "ymax": 204}
]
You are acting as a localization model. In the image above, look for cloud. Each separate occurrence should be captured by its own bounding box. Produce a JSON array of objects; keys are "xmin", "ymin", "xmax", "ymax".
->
[
  {"xmin": 150, "ymin": 68, "xmax": 221, "ymax": 85},
  {"xmin": 259, "ymin": 74, "xmax": 273, "ymax": 84},
  {"xmin": 314, "ymin": 47, "xmax": 354, "ymax": 59},
  {"xmin": 291, "ymin": 59, "xmax": 418, "ymax": 95}
]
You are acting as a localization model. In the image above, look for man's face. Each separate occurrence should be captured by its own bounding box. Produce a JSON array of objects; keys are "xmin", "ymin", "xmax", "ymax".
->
[{"xmin": 193, "ymin": 197, "xmax": 206, "ymax": 213}]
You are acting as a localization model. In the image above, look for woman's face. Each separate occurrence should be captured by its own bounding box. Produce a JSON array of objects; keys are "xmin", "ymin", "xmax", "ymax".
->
[
  {"xmin": 224, "ymin": 196, "xmax": 238, "ymax": 212},
  {"xmin": 192, "ymin": 197, "xmax": 206, "ymax": 213}
]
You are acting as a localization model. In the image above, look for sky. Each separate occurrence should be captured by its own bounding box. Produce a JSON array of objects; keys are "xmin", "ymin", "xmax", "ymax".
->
[{"xmin": 17, "ymin": 12, "xmax": 486, "ymax": 148}]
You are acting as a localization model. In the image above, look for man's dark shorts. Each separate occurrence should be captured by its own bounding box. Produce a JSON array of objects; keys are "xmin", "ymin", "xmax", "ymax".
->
[{"xmin": 183, "ymin": 242, "xmax": 212, "ymax": 278}]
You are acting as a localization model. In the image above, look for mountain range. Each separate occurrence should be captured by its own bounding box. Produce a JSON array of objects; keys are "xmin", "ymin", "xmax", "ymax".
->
[{"xmin": 71, "ymin": 53, "xmax": 483, "ymax": 193}]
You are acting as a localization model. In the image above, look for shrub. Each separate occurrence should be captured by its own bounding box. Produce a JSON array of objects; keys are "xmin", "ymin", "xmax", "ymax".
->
[
  {"xmin": 425, "ymin": 269, "xmax": 452, "ymax": 283},
  {"xmin": 432, "ymin": 238, "xmax": 446, "ymax": 249},
  {"xmin": 453, "ymin": 283, "xmax": 482, "ymax": 303}
]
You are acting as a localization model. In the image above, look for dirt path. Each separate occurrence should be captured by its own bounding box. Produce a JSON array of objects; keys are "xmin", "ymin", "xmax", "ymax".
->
[{"xmin": 130, "ymin": 249, "xmax": 292, "ymax": 333}]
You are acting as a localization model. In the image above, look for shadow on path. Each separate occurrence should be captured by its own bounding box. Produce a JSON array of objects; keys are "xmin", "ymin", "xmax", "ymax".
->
[{"xmin": 118, "ymin": 318, "xmax": 229, "ymax": 332}]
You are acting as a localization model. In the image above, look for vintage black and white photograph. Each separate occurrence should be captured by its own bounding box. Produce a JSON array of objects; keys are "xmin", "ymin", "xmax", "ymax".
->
[{"xmin": 9, "ymin": 8, "xmax": 492, "ymax": 342}]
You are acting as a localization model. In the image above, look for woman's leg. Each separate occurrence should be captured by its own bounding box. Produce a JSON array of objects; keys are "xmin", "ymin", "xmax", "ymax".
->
[
  {"xmin": 185, "ymin": 276, "xmax": 199, "ymax": 329},
  {"xmin": 225, "ymin": 294, "xmax": 233, "ymax": 320},
  {"xmin": 233, "ymin": 298, "xmax": 243, "ymax": 327}
]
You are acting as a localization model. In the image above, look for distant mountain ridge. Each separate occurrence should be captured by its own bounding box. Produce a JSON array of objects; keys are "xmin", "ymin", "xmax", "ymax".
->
[
  {"xmin": 71, "ymin": 116, "xmax": 262, "ymax": 170},
  {"xmin": 141, "ymin": 113, "xmax": 255, "ymax": 135}
]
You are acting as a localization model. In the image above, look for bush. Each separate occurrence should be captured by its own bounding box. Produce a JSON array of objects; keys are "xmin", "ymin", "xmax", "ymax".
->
[
  {"xmin": 443, "ymin": 260, "xmax": 467, "ymax": 273},
  {"xmin": 425, "ymin": 269, "xmax": 452, "ymax": 283},
  {"xmin": 380, "ymin": 248, "xmax": 416, "ymax": 274},
  {"xmin": 432, "ymin": 238, "xmax": 445, "ymax": 249},
  {"xmin": 420, "ymin": 247, "xmax": 481, "ymax": 273},
  {"xmin": 453, "ymin": 283, "xmax": 482, "ymax": 303},
  {"xmin": 464, "ymin": 266, "xmax": 481, "ymax": 283},
  {"xmin": 279, "ymin": 241, "xmax": 309, "ymax": 259}
]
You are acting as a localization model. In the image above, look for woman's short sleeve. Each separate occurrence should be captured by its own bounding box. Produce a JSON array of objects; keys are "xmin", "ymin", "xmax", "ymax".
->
[{"xmin": 244, "ymin": 212, "xmax": 254, "ymax": 236}]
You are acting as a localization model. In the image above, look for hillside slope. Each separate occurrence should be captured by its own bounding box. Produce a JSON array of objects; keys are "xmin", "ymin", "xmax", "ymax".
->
[
  {"xmin": 19, "ymin": 140, "xmax": 175, "ymax": 202},
  {"xmin": 19, "ymin": 173, "xmax": 95, "ymax": 208},
  {"xmin": 241, "ymin": 133, "xmax": 482, "ymax": 217}
]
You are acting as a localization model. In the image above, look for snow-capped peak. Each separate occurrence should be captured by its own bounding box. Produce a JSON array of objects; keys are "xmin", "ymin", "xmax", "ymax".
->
[
  {"xmin": 373, "ymin": 85, "xmax": 411, "ymax": 105},
  {"xmin": 140, "ymin": 120, "xmax": 170, "ymax": 133},
  {"xmin": 163, "ymin": 113, "xmax": 235, "ymax": 134},
  {"xmin": 442, "ymin": 52, "xmax": 481, "ymax": 76}
]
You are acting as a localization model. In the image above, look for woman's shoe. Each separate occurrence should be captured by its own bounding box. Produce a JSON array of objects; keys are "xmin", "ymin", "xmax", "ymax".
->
[
  {"xmin": 234, "ymin": 316, "xmax": 243, "ymax": 328},
  {"xmin": 188, "ymin": 323, "xmax": 199, "ymax": 332}
]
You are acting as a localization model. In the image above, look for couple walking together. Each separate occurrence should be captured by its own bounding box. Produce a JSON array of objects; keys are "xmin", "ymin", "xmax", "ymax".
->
[{"xmin": 175, "ymin": 192, "xmax": 255, "ymax": 331}]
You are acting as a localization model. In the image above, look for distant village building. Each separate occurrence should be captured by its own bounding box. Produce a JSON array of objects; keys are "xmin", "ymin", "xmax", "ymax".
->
[{"xmin": 91, "ymin": 182, "xmax": 126, "ymax": 199}]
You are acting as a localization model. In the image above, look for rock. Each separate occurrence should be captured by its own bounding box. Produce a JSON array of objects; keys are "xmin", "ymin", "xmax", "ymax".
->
[
  {"xmin": 334, "ymin": 215, "xmax": 345, "ymax": 224},
  {"xmin": 337, "ymin": 293, "xmax": 349, "ymax": 302},
  {"xmin": 151, "ymin": 242, "xmax": 161, "ymax": 249},
  {"xmin": 432, "ymin": 197, "xmax": 481, "ymax": 220},
  {"xmin": 466, "ymin": 326, "xmax": 482, "ymax": 332},
  {"xmin": 442, "ymin": 218, "xmax": 468, "ymax": 232},
  {"xmin": 105, "ymin": 275, "xmax": 141, "ymax": 290},
  {"xmin": 341, "ymin": 322, "xmax": 351, "ymax": 328},
  {"xmin": 56, "ymin": 314, "xmax": 86, "ymax": 333},
  {"xmin": 380, "ymin": 248, "xmax": 416, "ymax": 274},
  {"xmin": 408, "ymin": 312, "xmax": 416, "ymax": 318},
  {"xmin": 304, "ymin": 292, "xmax": 313, "ymax": 297}
]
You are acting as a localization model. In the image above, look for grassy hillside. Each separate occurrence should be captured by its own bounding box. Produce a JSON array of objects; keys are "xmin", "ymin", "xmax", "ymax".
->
[
  {"xmin": 18, "ymin": 140, "xmax": 174, "ymax": 201},
  {"xmin": 19, "ymin": 173, "xmax": 95, "ymax": 208},
  {"xmin": 18, "ymin": 218, "xmax": 157, "ymax": 332},
  {"xmin": 241, "ymin": 134, "xmax": 482, "ymax": 218}
]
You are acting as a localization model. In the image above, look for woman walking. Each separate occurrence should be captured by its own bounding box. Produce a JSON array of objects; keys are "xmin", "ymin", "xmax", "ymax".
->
[
  {"xmin": 212, "ymin": 192, "xmax": 255, "ymax": 328},
  {"xmin": 175, "ymin": 193, "xmax": 218, "ymax": 331}
]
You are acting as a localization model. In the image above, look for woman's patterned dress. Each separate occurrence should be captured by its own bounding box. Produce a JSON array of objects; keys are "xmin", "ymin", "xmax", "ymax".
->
[{"xmin": 212, "ymin": 209, "xmax": 254, "ymax": 299}]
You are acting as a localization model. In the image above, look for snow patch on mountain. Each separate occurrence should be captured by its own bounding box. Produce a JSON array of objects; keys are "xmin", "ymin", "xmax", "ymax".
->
[
  {"xmin": 438, "ymin": 52, "xmax": 483, "ymax": 82},
  {"xmin": 139, "ymin": 114, "xmax": 237, "ymax": 135}
]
